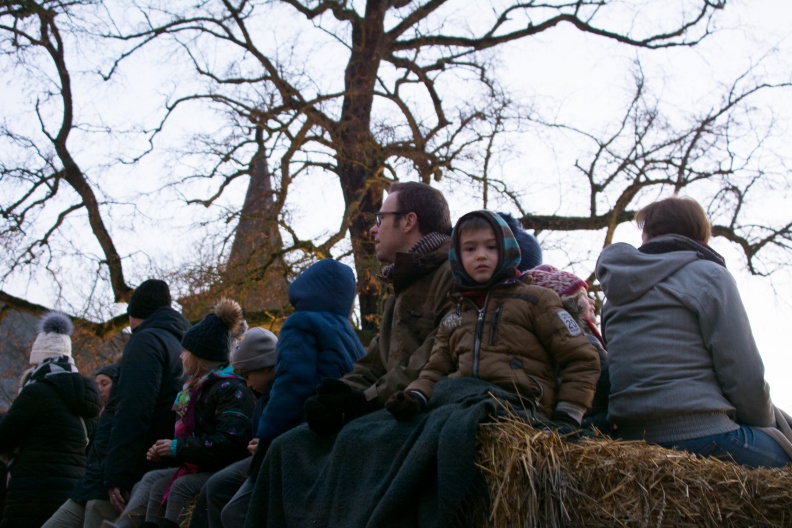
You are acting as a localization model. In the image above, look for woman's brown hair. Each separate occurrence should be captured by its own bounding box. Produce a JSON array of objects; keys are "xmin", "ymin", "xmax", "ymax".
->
[{"xmin": 635, "ymin": 196, "xmax": 711, "ymax": 243}]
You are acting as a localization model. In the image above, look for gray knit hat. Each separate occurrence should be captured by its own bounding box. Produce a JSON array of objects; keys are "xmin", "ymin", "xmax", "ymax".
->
[{"xmin": 231, "ymin": 327, "xmax": 278, "ymax": 374}]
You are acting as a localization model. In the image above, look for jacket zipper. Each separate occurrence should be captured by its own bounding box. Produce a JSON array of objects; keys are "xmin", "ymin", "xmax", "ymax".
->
[
  {"xmin": 490, "ymin": 305, "xmax": 502, "ymax": 345},
  {"xmin": 468, "ymin": 290, "xmax": 493, "ymax": 379}
]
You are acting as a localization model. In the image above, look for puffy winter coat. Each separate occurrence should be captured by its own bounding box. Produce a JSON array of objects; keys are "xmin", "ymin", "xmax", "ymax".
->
[
  {"xmin": 0, "ymin": 370, "xmax": 101, "ymax": 528},
  {"xmin": 406, "ymin": 277, "xmax": 600, "ymax": 416},
  {"xmin": 255, "ymin": 259, "xmax": 366, "ymax": 445},
  {"xmin": 172, "ymin": 370, "xmax": 257, "ymax": 471}
]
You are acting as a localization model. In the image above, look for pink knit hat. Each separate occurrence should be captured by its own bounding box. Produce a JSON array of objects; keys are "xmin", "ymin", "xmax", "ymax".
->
[{"xmin": 528, "ymin": 264, "xmax": 587, "ymax": 297}]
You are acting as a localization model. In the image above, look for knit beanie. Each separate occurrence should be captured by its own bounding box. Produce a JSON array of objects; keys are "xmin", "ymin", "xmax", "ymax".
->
[
  {"xmin": 95, "ymin": 363, "xmax": 119, "ymax": 381},
  {"xmin": 127, "ymin": 279, "xmax": 172, "ymax": 319},
  {"xmin": 528, "ymin": 264, "xmax": 587, "ymax": 297},
  {"xmin": 231, "ymin": 327, "xmax": 278, "ymax": 374},
  {"xmin": 497, "ymin": 212, "xmax": 543, "ymax": 271},
  {"xmin": 181, "ymin": 298, "xmax": 245, "ymax": 362},
  {"xmin": 29, "ymin": 312, "xmax": 74, "ymax": 366}
]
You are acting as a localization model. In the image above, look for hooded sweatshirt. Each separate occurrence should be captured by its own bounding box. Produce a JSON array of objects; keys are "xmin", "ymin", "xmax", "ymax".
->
[{"xmin": 596, "ymin": 233, "xmax": 774, "ymax": 443}]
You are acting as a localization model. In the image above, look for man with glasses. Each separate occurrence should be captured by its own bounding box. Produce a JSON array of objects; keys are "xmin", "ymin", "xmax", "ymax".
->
[{"xmin": 304, "ymin": 181, "xmax": 455, "ymax": 435}]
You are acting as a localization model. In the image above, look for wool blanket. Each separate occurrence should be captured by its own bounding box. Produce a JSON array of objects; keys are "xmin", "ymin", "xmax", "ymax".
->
[{"xmin": 243, "ymin": 377, "xmax": 530, "ymax": 528}]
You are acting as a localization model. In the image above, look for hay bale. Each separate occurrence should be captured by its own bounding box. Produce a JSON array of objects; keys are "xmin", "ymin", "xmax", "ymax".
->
[{"xmin": 476, "ymin": 415, "xmax": 792, "ymax": 527}]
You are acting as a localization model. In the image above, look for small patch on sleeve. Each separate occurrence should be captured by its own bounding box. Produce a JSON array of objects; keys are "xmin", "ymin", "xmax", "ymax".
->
[{"xmin": 556, "ymin": 310, "xmax": 582, "ymax": 337}]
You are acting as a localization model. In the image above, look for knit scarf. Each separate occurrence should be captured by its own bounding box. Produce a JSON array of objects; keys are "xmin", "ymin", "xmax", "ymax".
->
[
  {"xmin": 379, "ymin": 232, "xmax": 451, "ymax": 282},
  {"xmin": 22, "ymin": 355, "xmax": 78, "ymax": 391}
]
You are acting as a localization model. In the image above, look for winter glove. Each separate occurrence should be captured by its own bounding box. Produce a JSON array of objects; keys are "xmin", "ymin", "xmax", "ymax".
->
[
  {"xmin": 304, "ymin": 379, "xmax": 370, "ymax": 436},
  {"xmin": 385, "ymin": 390, "xmax": 425, "ymax": 422},
  {"xmin": 549, "ymin": 409, "xmax": 581, "ymax": 436}
]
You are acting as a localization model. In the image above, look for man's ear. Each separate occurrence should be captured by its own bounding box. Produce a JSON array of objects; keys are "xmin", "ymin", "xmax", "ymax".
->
[{"xmin": 401, "ymin": 211, "xmax": 420, "ymax": 234}]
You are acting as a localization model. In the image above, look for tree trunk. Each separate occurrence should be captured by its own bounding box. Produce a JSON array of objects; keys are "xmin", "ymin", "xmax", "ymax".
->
[{"xmin": 337, "ymin": 0, "xmax": 390, "ymax": 336}]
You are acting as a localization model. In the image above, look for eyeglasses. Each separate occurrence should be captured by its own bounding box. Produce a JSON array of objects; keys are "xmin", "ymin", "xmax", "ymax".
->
[{"xmin": 374, "ymin": 211, "xmax": 408, "ymax": 227}]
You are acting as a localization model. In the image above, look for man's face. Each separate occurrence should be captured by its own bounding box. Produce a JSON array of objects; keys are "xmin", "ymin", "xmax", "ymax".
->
[
  {"xmin": 459, "ymin": 226, "xmax": 499, "ymax": 284},
  {"xmin": 370, "ymin": 192, "xmax": 408, "ymax": 264}
]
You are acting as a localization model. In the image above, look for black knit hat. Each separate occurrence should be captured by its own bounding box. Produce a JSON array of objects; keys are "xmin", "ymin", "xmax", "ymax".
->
[
  {"xmin": 127, "ymin": 279, "xmax": 172, "ymax": 319},
  {"xmin": 181, "ymin": 298, "xmax": 245, "ymax": 362},
  {"xmin": 95, "ymin": 363, "xmax": 119, "ymax": 381}
]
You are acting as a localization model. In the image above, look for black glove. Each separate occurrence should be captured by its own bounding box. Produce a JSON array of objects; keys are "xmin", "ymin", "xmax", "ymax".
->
[
  {"xmin": 385, "ymin": 391, "xmax": 425, "ymax": 422},
  {"xmin": 304, "ymin": 379, "xmax": 370, "ymax": 436},
  {"xmin": 549, "ymin": 409, "xmax": 581, "ymax": 435}
]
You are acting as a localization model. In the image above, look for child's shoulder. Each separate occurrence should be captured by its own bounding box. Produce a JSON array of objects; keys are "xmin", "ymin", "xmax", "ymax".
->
[{"xmin": 494, "ymin": 277, "xmax": 563, "ymax": 305}]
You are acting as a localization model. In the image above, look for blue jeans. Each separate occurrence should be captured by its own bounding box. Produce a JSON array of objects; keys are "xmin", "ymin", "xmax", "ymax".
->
[{"xmin": 659, "ymin": 425, "xmax": 791, "ymax": 468}]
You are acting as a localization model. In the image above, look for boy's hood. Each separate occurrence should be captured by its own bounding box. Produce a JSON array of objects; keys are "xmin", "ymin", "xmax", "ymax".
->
[{"xmin": 449, "ymin": 210, "xmax": 521, "ymax": 291}]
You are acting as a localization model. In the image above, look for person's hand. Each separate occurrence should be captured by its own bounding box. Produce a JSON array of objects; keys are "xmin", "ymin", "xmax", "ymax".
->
[
  {"xmin": 304, "ymin": 379, "xmax": 370, "ymax": 436},
  {"xmin": 108, "ymin": 486, "xmax": 129, "ymax": 513},
  {"xmin": 247, "ymin": 438, "xmax": 259, "ymax": 455},
  {"xmin": 385, "ymin": 391, "xmax": 424, "ymax": 421},
  {"xmin": 146, "ymin": 439, "xmax": 173, "ymax": 461}
]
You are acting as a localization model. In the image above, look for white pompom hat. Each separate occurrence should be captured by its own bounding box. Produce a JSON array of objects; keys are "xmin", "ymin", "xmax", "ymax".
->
[{"xmin": 29, "ymin": 312, "xmax": 74, "ymax": 366}]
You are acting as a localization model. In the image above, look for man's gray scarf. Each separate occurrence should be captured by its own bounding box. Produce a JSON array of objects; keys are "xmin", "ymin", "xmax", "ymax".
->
[{"xmin": 380, "ymin": 232, "xmax": 450, "ymax": 282}]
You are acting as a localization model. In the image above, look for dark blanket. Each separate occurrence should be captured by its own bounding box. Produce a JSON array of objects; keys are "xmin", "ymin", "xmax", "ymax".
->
[{"xmin": 243, "ymin": 377, "xmax": 530, "ymax": 528}]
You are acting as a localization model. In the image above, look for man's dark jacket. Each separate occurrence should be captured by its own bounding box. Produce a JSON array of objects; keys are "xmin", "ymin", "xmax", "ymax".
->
[{"xmin": 70, "ymin": 306, "xmax": 190, "ymax": 502}]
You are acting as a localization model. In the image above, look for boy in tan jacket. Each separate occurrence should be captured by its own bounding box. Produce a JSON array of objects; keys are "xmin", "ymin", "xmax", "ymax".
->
[{"xmin": 386, "ymin": 210, "xmax": 600, "ymax": 426}]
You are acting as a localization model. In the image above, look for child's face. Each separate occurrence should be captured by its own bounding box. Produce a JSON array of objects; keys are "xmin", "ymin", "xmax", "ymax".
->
[
  {"xmin": 243, "ymin": 367, "xmax": 276, "ymax": 394},
  {"xmin": 460, "ymin": 226, "xmax": 499, "ymax": 283}
]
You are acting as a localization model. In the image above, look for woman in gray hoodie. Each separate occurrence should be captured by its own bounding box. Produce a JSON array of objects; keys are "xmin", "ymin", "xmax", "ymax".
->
[{"xmin": 596, "ymin": 196, "xmax": 789, "ymax": 468}]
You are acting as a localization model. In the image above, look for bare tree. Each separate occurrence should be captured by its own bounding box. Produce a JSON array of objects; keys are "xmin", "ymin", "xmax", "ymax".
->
[
  {"xmin": 98, "ymin": 0, "xmax": 727, "ymax": 330},
  {"xmin": 515, "ymin": 63, "xmax": 792, "ymax": 288},
  {"xmin": 4, "ymin": 0, "xmax": 790, "ymax": 344},
  {"xmin": 0, "ymin": 0, "xmax": 131, "ymax": 334}
]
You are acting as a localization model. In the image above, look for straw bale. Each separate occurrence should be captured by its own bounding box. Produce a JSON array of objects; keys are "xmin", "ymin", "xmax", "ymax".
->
[{"xmin": 476, "ymin": 416, "xmax": 792, "ymax": 527}]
